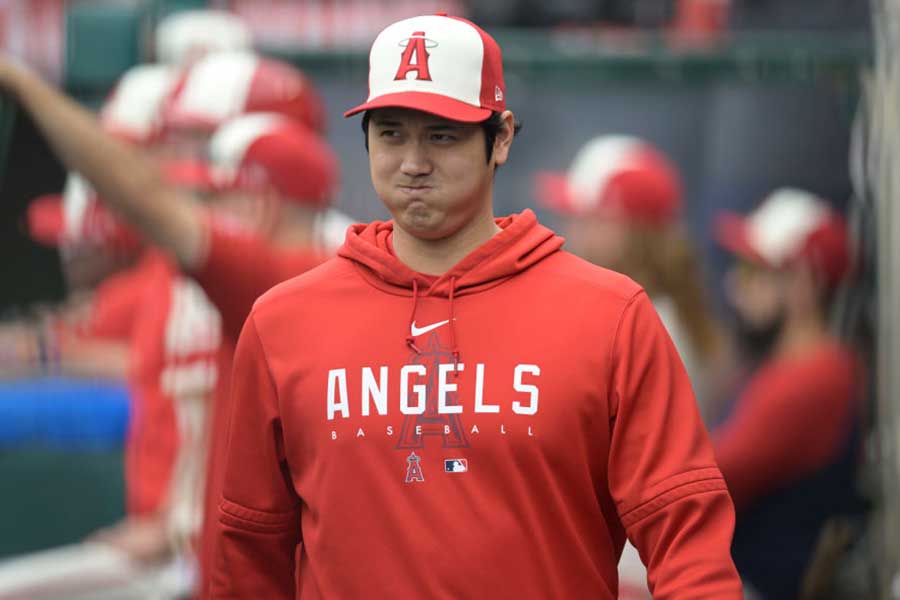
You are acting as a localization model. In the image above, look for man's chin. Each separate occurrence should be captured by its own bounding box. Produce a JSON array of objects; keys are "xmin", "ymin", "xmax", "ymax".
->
[{"xmin": 734, "ymin": 313, "xmax": 785, "ymax": 361}]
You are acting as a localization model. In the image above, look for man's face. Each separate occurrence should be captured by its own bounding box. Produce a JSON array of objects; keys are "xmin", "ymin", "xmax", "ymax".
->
[
  {"xmin": 207, "ymin": 188, "xmax": 280, "ymax": 239},
  {"xmin": 725, "ymin": 260, "xmax": 787, "ymax": 356},
  {"xmin": 367, "ymin": 108, "xmax": 505, "ymax": 241},
  {"xmin": 565, "ymin": 214, "xmax": 630, "ymax": 270},
  {"xmin": 59, "ymin": 242, "xmax": 136, "ymax": 291}
]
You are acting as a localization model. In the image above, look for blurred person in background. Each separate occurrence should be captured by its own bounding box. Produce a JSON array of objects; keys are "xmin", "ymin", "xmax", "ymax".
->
[
  {"xmin": 0, "ymin": 60, "xmax": 228, "ymax": 599},
  {"xmin": 536, "ymin": 135, "xmax": 723, "ymax": 416},
  {"xmin": 0, "ymin": 61, "xmax": 179, "ymax": 380},
  {"xmin": 0, "ymin": 47, "xmax": 346, "ymax": 599},
  {"xmin": 537, "ymin": 134, "xmax": 724, "ymax": 599},
  {"xmin": 0, "ymin": 12, "xmax": 335, "ymax": 599},
  {"xmin": 712, "ymin": 188, "xmax": 866, "ymax": 600},
  {"xmin": 156, "ymin": 49, "xmax": 325, "ymax": 163},
  {"xmin": 0, "ymin": 3, "xmax": 255, "ymax": 379}
]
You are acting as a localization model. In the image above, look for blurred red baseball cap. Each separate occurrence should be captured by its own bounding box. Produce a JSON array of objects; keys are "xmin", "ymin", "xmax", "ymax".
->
[
  {"xmin": 344, "ymin": 13, "xmax": 505, "ymax": 123},
  {"xmin": 27, "ymin": 162, "xmax": 215, "ymax": 249},
  {"xmin": 26, "ymin": 174, "xmax": 141, "ymax": 251},
  {"xmin": 715, "ymin": 187, "xmax": 851, "ymax": 289},
  {"xmin": 536, "ymin": 135, "xmax": 683, "ymax": 227},
  {"xmin": 204, "ymin": 113, "xmax": 339, "ymax": 208},
  {"xmin": 162, "ymin": 51, "xmax": 326, "ymax": 134}
]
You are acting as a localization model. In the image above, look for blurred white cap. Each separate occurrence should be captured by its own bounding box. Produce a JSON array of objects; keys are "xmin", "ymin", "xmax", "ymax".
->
[
  {"xmin": 99, "ymin": 64, "xmax": 178, "ymax": 144},
  {"xmin": 716, "ymin": 187, "xmax": 851, "ymax": 288},
  {"xmin": 162, "ymin": 51, "xmax": 325, "ymax": 134},
  {"xmin": 155, "ymin": 9, "xmax": 252, "ymax": 66}
]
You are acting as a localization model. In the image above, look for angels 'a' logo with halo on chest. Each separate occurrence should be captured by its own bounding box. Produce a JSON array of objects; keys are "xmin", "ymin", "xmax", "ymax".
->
[{"xmin": 405, "ymin": 451, "xmax": 425, "ymax": 483}]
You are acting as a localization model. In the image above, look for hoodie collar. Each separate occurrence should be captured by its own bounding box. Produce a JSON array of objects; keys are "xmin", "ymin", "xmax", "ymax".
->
[{"xmin": 338, "ymin": 209, "xmax": 563, "ymax": 298}]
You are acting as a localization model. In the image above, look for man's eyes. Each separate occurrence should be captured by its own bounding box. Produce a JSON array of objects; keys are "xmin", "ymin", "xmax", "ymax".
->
[{"xmin": 375, "ymin": 130, "xmax": 459, "ymax": 142}]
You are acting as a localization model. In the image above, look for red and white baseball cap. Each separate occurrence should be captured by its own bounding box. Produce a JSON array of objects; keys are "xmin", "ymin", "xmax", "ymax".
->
[
  {"xmin": 27, "ymin": 174, "xmax": 140, "ymax": 252},
  {"xmin": 204, "ymin": 113, "xmax": 338, "ymax": 207},
  {"xmin": 99, "ymin": 64, "xmax": 178, "ymax": 145},
  {"xmin": 715, "ymin": 187, "xmax": 851, "ymax": 289},
  {"xmin": 344, "ymin": 13, "xmax": 506, "ymax": 122},
  {"xmin": 155, "ymin": 9, "xmax": 252, "ymax": 66},
  {"xmin": 536, "ymin": 135, "xmax": 683, "ymax": 227},
  {"xmin": 27, "ymin": 163, "xmax": 216, "ymax": 249},
  {"xmin": 162, "ymin": 51, "xmax": 326, "ymax": 134}
]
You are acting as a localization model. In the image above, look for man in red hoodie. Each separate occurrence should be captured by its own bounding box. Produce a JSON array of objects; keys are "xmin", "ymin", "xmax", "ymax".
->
[{"xmin": 208, "ymin": 13, "xmax": 742, "ymax": 599}]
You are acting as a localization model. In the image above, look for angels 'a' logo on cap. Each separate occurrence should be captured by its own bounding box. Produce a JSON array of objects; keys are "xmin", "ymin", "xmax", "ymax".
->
[{"xmin": 394, "ymin": 31, "xmax": 437, "ymax": 81}]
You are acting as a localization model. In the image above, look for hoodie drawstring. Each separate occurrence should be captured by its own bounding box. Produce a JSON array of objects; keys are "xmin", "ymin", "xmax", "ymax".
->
[
  {"xmin": 406, "ymin": 277, "xmax": 461, "ymax": 374},
  {"xmin": 448, "ymin": 276, "xmax": 460, "ymax": 376},
  {"xmin": 406, "ymin": 279, "xmax": 423, "ymax": 354}
]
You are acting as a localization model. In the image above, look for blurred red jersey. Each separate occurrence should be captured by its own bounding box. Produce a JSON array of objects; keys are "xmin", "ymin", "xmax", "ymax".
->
[
  {"xmin": 192, "ymin": 215, "xmax": 327, "ymax": 599},
  {"xmin": 77, "ymin": 262, "xmax": 146, "ymax": 341},
  {"xmin": 713, "ymin": 340, "xmax": 862, "ymax": 511},
  {"xmin": 70, "ymin": 250, "xmax": 229, "ymax": 521},
  {"xmin": 193, "ymin": 214, "xmax": 325, "ymax": 342},
  {"xmin": 126, "ymin": 252, "xmax": 229, "ymax": 519}
]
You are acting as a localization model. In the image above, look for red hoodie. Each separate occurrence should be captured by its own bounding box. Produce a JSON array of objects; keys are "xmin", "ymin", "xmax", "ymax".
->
[{"xmin": 211, "ymin": 210, "xmax": 741, "ymax": 599}]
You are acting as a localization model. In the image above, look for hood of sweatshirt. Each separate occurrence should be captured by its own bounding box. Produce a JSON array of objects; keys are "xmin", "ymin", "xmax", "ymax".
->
[
  {"xmin": 338, "ymin": 209, "xmax": 564, "ymax": 361},
  {"xmin": 337, "ymin": 209, "xmax": 563, "ymax": 299}
]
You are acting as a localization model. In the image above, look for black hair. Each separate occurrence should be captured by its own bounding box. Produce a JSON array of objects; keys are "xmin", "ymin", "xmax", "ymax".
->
[{"xmin": 361, "ymin": 110, "xmax": 522, "ymax": 164}]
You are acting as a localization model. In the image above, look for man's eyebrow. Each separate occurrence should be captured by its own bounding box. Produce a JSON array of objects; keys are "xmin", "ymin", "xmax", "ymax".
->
[
  {"xmin": 426, "ymin": 122, "xmax": 466, "ymax": 130},
  {"xmin": 371, "ymin": 118, "xmax": 403, "ymax": 126}
]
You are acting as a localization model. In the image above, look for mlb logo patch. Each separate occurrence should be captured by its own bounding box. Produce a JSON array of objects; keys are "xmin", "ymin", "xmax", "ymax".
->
[{"xmin": 444, "ymin": 459, "xmax": 468, "ymax": 473}]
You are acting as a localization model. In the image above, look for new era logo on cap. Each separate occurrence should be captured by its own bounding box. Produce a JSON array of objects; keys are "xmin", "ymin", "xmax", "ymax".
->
[{"xmin": 345, "ymin": 13, "xmax": 505, "ymax": 122}]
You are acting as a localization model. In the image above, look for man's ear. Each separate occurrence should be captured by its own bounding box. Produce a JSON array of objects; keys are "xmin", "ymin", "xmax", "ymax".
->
[
  {"xmin": 492, "ymin": 110, "xmax": 515, "ymax": 167},
  {"xmin": 257, "ymin": 186, "xmax": 285, "ymax": 237}
]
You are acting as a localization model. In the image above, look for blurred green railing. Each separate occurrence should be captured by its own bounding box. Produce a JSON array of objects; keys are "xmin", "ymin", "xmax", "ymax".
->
[
  {"xmin": 61, "ymin": 1, "xmax": 871, "ymax": 94},
  {"xmin": 268, "ymin": 29, "xmax": 871, "ymax": 85}
]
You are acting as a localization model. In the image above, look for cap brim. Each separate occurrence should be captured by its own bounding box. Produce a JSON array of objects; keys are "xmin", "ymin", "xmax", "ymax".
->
[
  {"xmin": 534, "ymin": 171, "xmax": 580, "ymax": 215},
  {"xmin": 714, "ymin": 212, "xmax": 768, "ymax": 265},
  {"xmin": 344, "ymin": 92, "xmax": 492, "ymax": 122},
  {"xmin": 26, "ymin": 195, "xmax": 66, "ymax": 246}
]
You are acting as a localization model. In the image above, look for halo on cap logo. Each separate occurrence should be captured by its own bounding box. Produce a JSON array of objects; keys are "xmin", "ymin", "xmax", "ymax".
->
[
  {"xmin": 395, "ymin": 31, "xmax": 437, "ymax": 81},
  {"xmin": 398, "ymin": 32, "xmax": 439, "ymax": 49}
]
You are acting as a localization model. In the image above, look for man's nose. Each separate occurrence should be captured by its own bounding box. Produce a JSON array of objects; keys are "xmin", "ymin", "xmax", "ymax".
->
[{"xmin": 400, "ymin": 140, "xmax": 432, "ymax": 177}]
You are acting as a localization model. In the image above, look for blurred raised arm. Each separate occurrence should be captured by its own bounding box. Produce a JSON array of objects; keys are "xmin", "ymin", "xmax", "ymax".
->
[{"xmin": 0, "ymin": 57, "xmax": 205, "ymax": 268}]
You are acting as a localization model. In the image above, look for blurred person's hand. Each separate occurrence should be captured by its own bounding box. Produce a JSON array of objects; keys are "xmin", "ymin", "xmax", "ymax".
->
[
  {"xmin": 88, "ymin": 515, "xmax": 171, "ymax": 565},
  {"xmin": 0, "ymin": 52, "xmax": 205, "ymax": 268},
  {"xmin": 0, "ymin": 53, "xmax": 36, "ymax": 100}
]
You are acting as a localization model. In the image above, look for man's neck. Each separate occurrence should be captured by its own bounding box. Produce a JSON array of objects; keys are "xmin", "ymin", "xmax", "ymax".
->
[
  {"xmin": 776, "ymin": 308, "xmax": 830, "ymax": 358},
  {"xmin": 392, "ymin": 207, "xmax": 501, "ymax": 275},
  {"xmin": 270, "ymin": 204, "xmax": 318, "ymax": 250}
]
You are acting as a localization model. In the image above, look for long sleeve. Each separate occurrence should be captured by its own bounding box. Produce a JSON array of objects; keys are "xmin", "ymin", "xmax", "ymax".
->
[
  {"xmin": 607, "ymin": 291, "xmax": 742, "ymax": 599},
  {"xmin": 713, "ymin": 350, "xmax": 856, "ymax": 512},
  {"xmin": 192, "ymin": 215, "xmax": 323, "ymax": 342},
  {"xmin": 209, "ymin": 312, "xmax": 301, "ymax": 599}
]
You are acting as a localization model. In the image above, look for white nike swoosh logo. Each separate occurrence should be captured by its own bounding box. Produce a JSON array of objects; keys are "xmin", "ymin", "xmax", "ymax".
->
[{"xmin": 410, "ymin": 319, "xmax": 451, "ymax": 337}]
